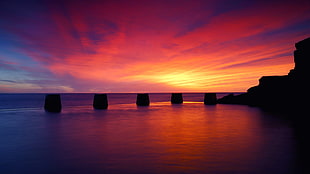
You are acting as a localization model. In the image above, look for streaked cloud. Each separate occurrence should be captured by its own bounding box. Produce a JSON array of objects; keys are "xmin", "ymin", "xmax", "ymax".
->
[{"xmin": 0, "ymin": 0, "xmax": 309, "ymax": 92}]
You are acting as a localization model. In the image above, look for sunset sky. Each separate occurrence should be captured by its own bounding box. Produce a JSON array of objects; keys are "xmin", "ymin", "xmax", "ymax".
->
[{"xmin": 0, "ymin": 0, "xmax": 309, "ymax": 93}]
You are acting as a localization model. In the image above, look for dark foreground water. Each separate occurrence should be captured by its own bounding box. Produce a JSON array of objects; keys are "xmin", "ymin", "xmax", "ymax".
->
[{"xmin": 0, "ymin": 93, "xmax": 304, "ymax": 174}]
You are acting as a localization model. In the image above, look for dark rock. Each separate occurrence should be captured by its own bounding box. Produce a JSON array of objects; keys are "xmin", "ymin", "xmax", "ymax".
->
[
  {"xmin": 171, "ymin": 93, "xmax": 183, "ymax": 104},
  {"xmin": 217, "ymin": 93, "xmax": 235, "ymax": 104},
  {"xmin": 204, "ymin": 93, "xmax": 217, "ymax": 105},
  {"xmin": 217, "ymin": 93, "xmax": 249, "ymax": 105},
  {"xmin": 44, "ymin": 94, "xmax": 61, "ymax": 113},
  {"xmin": 136, "ymin": 93, "xmax": 150, "ymax": 106},
  {"xmin": 295, "ymin": 37, "xmax": 310, "ymax": 50},
  {"xmin": 93, "ymin": 94, "xmax": 108, "ymax": 109},
  {"xmin": 217, "ymin": 37, "xmax": 310, "ymax": 112}
]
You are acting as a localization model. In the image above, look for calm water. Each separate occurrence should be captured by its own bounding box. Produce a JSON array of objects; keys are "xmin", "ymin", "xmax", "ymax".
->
[{"xmin": 0, "ymin": 93, "xmax": 302, "ymax": 174}]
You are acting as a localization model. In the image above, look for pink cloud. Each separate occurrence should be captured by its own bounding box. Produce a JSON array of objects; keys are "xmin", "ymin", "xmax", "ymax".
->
[{"xmin": 1, "ymin": 0, "xmax": 309, "ymax": 92}]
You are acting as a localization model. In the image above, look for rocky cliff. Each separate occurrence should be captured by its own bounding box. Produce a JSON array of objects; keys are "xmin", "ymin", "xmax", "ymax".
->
[{"xmin": 218, "ymin": 37, "xmax": 310, "ymax": 112}]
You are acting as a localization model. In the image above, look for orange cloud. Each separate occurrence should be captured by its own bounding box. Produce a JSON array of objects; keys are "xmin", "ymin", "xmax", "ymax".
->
[{"xmin": 1, "ymin": 0, "xmax": 309, "ymax": 92}]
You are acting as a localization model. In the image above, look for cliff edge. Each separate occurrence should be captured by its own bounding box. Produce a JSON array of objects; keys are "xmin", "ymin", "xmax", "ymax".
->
[{"xmin": 218, "ymin": 37, "xmax": 310, "ymax": 112}]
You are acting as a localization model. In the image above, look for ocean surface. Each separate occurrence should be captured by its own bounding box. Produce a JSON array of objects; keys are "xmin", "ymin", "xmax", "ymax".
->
[{"xmin": 0, "ymin": 93, "xmax": 303, "ymax": 174}]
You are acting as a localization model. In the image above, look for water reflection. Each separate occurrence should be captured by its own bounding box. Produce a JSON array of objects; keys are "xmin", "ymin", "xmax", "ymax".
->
[
  {"xmin": 0, "ymin": 101, "xmax": 298, "ymax": 174},
  {"xmin": 37, "ymin": 104, "xmax": 295, "ymax": 173}
]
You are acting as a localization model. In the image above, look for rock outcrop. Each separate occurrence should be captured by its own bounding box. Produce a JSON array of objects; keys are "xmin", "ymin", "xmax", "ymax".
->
[
  {"xmin": 93, "ymin": 94, "xmax": 108, "ymax": 109},
  {"xmin": 136, "ymin": 93, "xmax": 150, "ymax": 106},
  {"xmin": 171, "ymin": 93, "xmax": 183, "ymax": 104},
  {"xmin": 44, "ymin": 94, "xmax": 62, "ymax": 113},
  {"xmin": 204, "ymin": 93, "xmax": 217, "ymax": 105},
  {"xmin": 218, "ymin": 37, "xmax": 310, "ymax": 112}
]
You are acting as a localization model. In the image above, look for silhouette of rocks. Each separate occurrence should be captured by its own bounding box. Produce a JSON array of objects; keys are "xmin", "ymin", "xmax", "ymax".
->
[
  {"xmin": 171, "ymin": 93, "xmax": 183, "ymax": 104},
  {"xmin": 204, "ymin": 93, "xmax": 217, "ymax": 105},
  {"xmin": 217, "ymin": 93, "xmax": 248, "ymax": 105},
  {"xmin": 44, "ymin": 94, "xmax": 62, "ymax": 113},
  {"xmin": 136, "ymin": 93, "xmax": 150, "ymax": 106},
  {"xmin": 93, "ymin": 94, "xmax": 108, "ymax": 109},
  {"xmin": 218, "ymin": 37, "xmax": 310, "ymax": 111}
]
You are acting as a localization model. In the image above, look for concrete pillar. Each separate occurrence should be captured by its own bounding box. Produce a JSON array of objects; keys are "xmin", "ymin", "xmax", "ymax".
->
[
  {"xmin": 204, "ymin": 93, "xmax": 217, "ymax": 105},
  {"xmin": 93, "ymin": 94, "xmax": 108, "ymax": 109},
  {"xmin": 44, "ymin": 94, "xmax": 62, "ymax": 112},
  {"xmin": 171, "ymin": 93, "xmax": 183, "ymax": 104},
  {"xmin": 136, "ymin": 93, "xmax": 150, "ymax": 106}
]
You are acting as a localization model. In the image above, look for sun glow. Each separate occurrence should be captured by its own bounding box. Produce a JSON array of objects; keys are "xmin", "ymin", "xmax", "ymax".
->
[{"xmin": 0, "ymin": 0, "xmax": 309, "ymax": 92}]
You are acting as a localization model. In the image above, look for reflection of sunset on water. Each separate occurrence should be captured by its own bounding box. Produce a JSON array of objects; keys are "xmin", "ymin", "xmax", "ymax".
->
[
  {"xmin": 42, "ymin": 103, "xmax": 293, "ymax": 173},
  {"xmin": 144, "ymin": 105, "xmax": 263, "ymax": 171},
  {"xmin": 0, "ymin": 93, "xmax": 297, "ymax": 173}
]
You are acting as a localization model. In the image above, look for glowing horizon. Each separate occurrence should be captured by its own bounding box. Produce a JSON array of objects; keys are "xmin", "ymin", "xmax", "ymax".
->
[{"xmin": 0, "ymin": 0, "xmax": 309, "ymax": 93}]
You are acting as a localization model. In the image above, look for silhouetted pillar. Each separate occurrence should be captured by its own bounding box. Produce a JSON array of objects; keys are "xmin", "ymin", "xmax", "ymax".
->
[
  {"xmin": 136, "ymin": 93, "xmax": 150, "ymax": 106},
  {"xmin": 171, "ymin": 93, "xmax": 183, "ymax": 104},
  {"xmin": 93, "ymin": 94, "xmax": 108, "ymax": 109},
  {"xmin": 44, "ymin": 94, "xmax": 62, "ymax": 113},
  {"xmin": 204, "ymin": 93, "xmax": 217, "ymax": 105}
]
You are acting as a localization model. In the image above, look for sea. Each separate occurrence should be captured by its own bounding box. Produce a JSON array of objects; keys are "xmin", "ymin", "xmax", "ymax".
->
[{"xmin": 0, "ymin": 93, "xmax": 305, "ymax": 174}]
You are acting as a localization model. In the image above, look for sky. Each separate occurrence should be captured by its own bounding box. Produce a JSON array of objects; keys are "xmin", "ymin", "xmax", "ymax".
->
[{"xmin": 0, "ymin": 0, "xmax": 309, "ymax": 93}]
